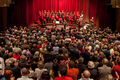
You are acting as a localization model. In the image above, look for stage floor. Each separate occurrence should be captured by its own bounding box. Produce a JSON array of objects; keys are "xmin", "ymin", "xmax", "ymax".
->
[
  {"xmin": 29, "ymin": 23, "xmax": 78, "ymax": 30},
  {"xmin": 46, "ymin": 23, "xmax": 78, "ymax": 30}
]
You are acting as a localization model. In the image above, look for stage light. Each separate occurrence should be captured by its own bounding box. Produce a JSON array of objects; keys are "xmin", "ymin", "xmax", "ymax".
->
[
  {"xmin": 0, "ymin": 0, "xmax": 12, "ymax": 7},
  {"xmin": 111, "ymin": 0, "xmax": 120, "ymax": 8}
]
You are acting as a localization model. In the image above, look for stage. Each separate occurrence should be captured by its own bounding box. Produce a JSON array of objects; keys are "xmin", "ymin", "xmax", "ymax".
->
[{"xmin": 29, "ymin": 23, "xmax": 78, "ymax": 30}]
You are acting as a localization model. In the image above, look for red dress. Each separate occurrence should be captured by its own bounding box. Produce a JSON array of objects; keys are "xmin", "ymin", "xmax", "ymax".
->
[{"xmin": 112, "ymin": 65, "xmax": 120, "ymax": 79}]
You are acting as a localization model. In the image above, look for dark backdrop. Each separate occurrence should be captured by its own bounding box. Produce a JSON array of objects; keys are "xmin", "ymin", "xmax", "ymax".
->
[
  {"xmin": 7, "ymin": 0, "xmax": 26, "ymax": 26},
  {"xmin": 0, "ymin": 8, "xmax": 2, "ymax": 27},
  {"xmin": 97, "ymin": 0, "xmax": 116, "ymax": 31}
]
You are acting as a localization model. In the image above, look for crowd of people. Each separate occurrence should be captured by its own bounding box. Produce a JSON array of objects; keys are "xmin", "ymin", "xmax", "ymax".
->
[{"xmin": 0, "ymin": 23, "xmax": 120, "ymax": 80}]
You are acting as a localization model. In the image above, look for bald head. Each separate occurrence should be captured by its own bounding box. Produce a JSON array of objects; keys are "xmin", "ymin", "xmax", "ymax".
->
[{"xmin": 83, "ymin": 70, "xmax": 91, "ymax": 78}]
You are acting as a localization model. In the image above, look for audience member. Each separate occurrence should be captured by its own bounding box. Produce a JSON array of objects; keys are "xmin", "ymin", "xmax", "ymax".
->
[
  {"xmin": 17, "ymin": 68, "xmax": 33, "ymax": 80},
  {"xmin": 54, "ymin": 66, "xmax": 73, "ymax": 80},
  {"xmin": 98, "ymin": 58, "xmax": 112, "ymax": 80},
  {"xmin": 67, "ymin": 60, "xmax": 79, "ymax": 80},
  {"xmin": 79, "ymin": 70, "xmax": 93, "ymax": 80}
]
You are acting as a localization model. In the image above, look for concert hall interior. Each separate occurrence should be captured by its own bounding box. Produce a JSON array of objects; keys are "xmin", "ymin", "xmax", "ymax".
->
[
  {"xmin": 0, "ymin": 0, "xmax": 119, "ymax": 31},
  {"xmin": 0, "ymin": 0, "xmax": 120, "ymax": 80}
]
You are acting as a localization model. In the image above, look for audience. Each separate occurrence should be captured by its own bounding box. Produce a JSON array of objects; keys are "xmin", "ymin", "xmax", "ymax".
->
[{"xmin": 0, "ymin": 23, "xmax": 120, "ymax": 80}]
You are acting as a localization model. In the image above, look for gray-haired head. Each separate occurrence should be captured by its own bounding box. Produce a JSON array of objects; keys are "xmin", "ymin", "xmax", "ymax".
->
[
  {"xmin": 78, "ymin": 57, "xmax": 84, "ymax": 64},
  {"xmin": 21, "ymin": 68, "xmax": 29, "ymax": 76},
  {"xmin": 102, "ymin": 58, "xmax": 109, "ymax": 65}
]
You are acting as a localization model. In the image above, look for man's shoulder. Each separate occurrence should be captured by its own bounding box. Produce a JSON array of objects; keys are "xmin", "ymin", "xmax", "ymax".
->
[
  {"xmin": 17, "ymin": 77, "xmax": 33, "ymax": 80},
  {"xmin": 98, "ymin": 65, "xmax": 111, "ymax": 73},
  {"xmin": 98, "ymin": 65, "xmax": 111, "ymax": 69}
]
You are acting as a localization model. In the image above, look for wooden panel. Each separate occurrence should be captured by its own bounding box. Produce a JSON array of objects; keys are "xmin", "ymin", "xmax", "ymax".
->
[
  {"xmin": 0, "ymin": 0, "xmax": 12, "ymax": 7},
  {"xmin": 111, "ymin": 0, "xmax": 120, "ymax": 8},
  {"xmin": 115, "ymin": 8, "xmax": 120, "ymax": 32}
]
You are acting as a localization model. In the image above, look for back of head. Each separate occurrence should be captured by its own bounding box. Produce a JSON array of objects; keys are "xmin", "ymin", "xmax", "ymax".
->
[
  {"xmin": 78, "ymin": 57, "xmax": 84, "ymax": 64},
  {"xmin": 21, "ymin": 68, "xmax": 29, "ymax": 76},
  {"xmin": 69, "ymin": 60, "xmax": 75, "ymax": 68},
  {"xmin": 20, "ymin": 55, "xmax": 26, "ymax": 62},
  {"xmin": 59, "ymin": 66, "xmax": 67, "ymax": 76},
  {"xmin": 83, "ymin": 70, "xmax": 91, "ymax": 78},
  {"xmin": 38, "ymin": 61, "xmax": 44, "ymax": 69},
  {"xmin": 102, "ymin": 58, "xmax": 109, "ymax": 65},
  {"xmin": 40, "ymin": 71, "xmax": 50, "ymax": 80},
  {"xmin": 64, "ymin": 53, "xmax": 69, "ymax": 60},
  {"xmin": 117, "ymin": 57, "xmax": 120, "ymax": 65},
  {"xmin": 4, "ymin": 70, "xmax": 13, "ymax": 79}
]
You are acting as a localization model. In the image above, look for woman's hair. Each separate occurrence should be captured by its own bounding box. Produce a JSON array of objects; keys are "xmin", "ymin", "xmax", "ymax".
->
[
  {"xmin": 59, "ymin": 66, "xmax": 67, "ymax": 76},
  {"xmin": 69, "ymin": 60, "xmax": 75, "ymax": 68},
  {"xmin": 64, "ymin": 53, "xmax": 69, "ymax": 60},
  {"xmin": 40, "ymin": 71, "xmax": 50, "ymax": 80},
  {"xmin": 117, "ymin": 57, "xmax": 120, "ymax": 65},
  {"xmin": 4, "ymin": 70, "xmax": 13, "ymax": 80},
  {"xmin": 20, "ymin": 55, "xmax": 26, "ymax": 61}
]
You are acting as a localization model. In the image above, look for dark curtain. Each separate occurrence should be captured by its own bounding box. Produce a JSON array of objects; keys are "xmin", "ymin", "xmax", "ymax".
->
[
  {"xmin": 26, "ymin": 0, "xmax": 91, "ymax": 25},
  {"xmin": 89, "ymin": 0, "xmax": 98, "ymax": 24},
  {"xmin": 0, "ymin": 8, "xmax": 2, "ymax": 27},
  {"xmin": 8, "ymin": 0, "xmax": 26, "ymax": 26},
  {"xmin": 97, "ymin": 0, "xmax": 115, "ymax": 30}
]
